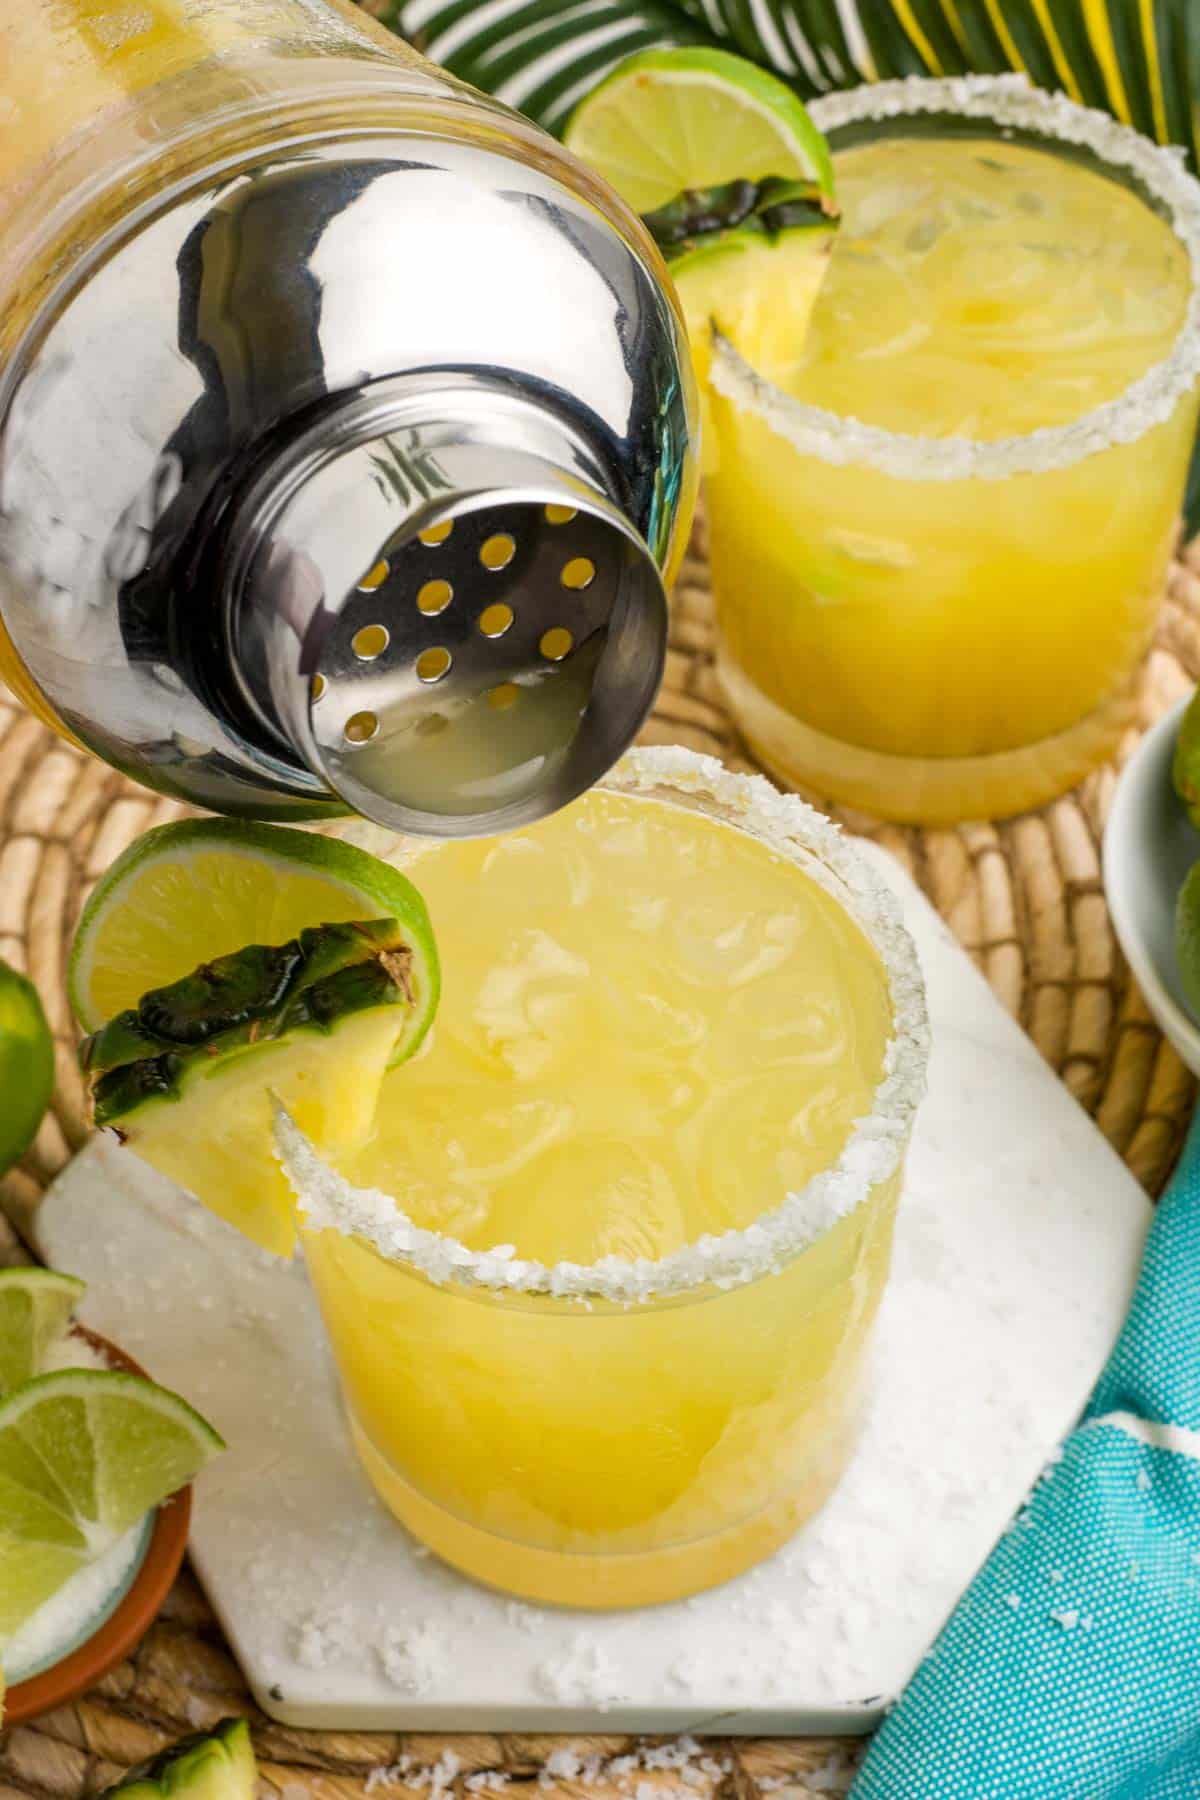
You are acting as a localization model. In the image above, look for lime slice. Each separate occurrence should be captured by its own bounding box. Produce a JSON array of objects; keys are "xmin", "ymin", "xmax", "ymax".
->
[
  {"xmin": 0, "ymin": 1268, "xmax": 86, "ymax": 1396},
  {"xmin": 69, "ymin": 818, "xmax": 437, "ymax": 1036},
  {"xmin": 565, "ymin": 47, "xmax": 833, "ymax": 215},
  {"xmin": 0, "ymin": 961, "xmax": 54, "ymax": 1176},
  {"xmin": 0, "ymin": 1369, "xmax": 223, "ymax": 1641},
  {"xmin": 565, "ymin": 48, "xmax": 838, "ymax": 398}
]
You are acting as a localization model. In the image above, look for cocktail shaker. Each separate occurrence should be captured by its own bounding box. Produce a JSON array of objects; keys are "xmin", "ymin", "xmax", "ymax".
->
[{"xmin": 0, "ymin": 1, "xmax": 697, "ymax": 835}]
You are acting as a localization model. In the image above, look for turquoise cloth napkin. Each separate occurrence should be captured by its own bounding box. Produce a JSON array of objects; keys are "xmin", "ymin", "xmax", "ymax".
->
[{"xmin": 852, "ymin": 1107, "xmax": 1200, "ymax": 1799}]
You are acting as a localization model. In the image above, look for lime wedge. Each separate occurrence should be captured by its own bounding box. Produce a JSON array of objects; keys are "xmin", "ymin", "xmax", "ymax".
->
[
  {"xmin": 69, "ymin": 818, "xmax": 438, "ymax": 1041},
  {"xmin": 565, "ymin": 47, "xmax": 833, "ymax": 215},
  {"xmin": 0, "ymin": 1268, "xmax": 86, "ymax": 1396},
  {"xmin": 0, "ymin": 1369, "xmax": 223, "ymax": 1642},
  {"xmin": 0, "ymin": 960, "xmax": 54, "ymax": 1176}
]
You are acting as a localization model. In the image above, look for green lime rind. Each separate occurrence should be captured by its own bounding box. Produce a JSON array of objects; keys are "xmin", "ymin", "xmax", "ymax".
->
[
  {"xmin": 1175, "ymin": 860, "xmax": 1200, "ymax": 1020},
  {"xmin": 1173, "ymin": 688, "xmax": 1200, "ymax": 829},
  {"xmin": 565, "ymin": 47, "xmax": 835, "ymax": 217},
  {"xmin": 102, "ymin": 1717, "xmax": 257, "ymax": 1800},
  {"xmin": 0, "ymin": 1367, "xmax": 223, "ymax": 1642},
  {"xmin": 67, "ymin": 818, "xmax": 440, "ymax": 1070},
  {"xmin": 0, "ymin": 961, "xmax": 54, "ymax": 1177},
  {"xmin": 0, "ymin": 1268, "xmax": 86, "ymax": 1397}
]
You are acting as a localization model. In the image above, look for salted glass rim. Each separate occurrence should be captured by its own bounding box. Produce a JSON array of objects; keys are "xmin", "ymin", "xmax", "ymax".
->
[
  {"xmin": 274, "ymin": 745, "xmax": 930, "ymax": 1305},
  {"xmin": 710, "ymin": 74, "xmax": 1200, "ymax": 483}
]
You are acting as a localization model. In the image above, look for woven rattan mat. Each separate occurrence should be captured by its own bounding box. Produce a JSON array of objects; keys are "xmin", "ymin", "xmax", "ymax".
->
[{"xmin": 2, "ymin": 520, "xmax": 1199, "ymax": 1797}]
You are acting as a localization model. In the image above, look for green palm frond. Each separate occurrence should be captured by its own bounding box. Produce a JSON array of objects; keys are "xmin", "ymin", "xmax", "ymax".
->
[{"xmin": 369, "ymin": 0, "xmax": 1200, "ymax": 168}]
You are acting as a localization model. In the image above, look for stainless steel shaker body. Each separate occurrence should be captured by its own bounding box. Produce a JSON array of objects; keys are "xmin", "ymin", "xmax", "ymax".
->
[{"xmin": 0, "ymin": 4, "xmax": 697, "ymax": 834}]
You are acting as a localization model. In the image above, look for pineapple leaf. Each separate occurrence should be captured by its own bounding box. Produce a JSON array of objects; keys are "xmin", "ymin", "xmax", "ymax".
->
[{"xmin": 369, "ymin": 0, "xmax": 1200, "ymax": 171}]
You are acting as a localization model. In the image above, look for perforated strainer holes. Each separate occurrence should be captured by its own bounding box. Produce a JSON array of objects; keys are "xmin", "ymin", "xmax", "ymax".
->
[
  {"xmin": 418, "ymin": 519, "xmax": 454, "ymax": 547},
  {"xmin": 416, "ymin": 646, "xmax": 452, "ymax": 683},
  {"xmin": 561, "ymin": 557, "xmax": 595, "ymax": 591},
  {"xmin": 359, "ymin": 560, "xmax": 389, "ymax": 593},
  {"xmin": 352, "ymin": 624, "xmax": 390, "ymax": 661},
  {"xmin": 489, "ymin": 682, "xmax": 520, "ymax": 711},
  {"xmin": 540, "ymin": 627, "xmax": 574, "ymax": 662},
  {"xmin": 344, "ymin": 710, "xmax": 379, "ymax": 744},
  {"xmin": 545, "ymin": 505, "xmax": 577, "ymax": 526},
  {"xmin": 480, "ymin": 533, "xmax": 516, "ymax": 572},
  {"xmin": 417, "ymin": 579, "xmax": 453, "ymax": 616},
  {"xmin": 478, "ymin": 602, "xmax": 514, "ymax": 639},
  {"xmin": 310, "ymin": 674, "xmax": 326, "ymax": 701}
]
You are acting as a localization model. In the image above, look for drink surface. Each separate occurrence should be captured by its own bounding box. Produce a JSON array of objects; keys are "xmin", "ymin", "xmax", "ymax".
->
[
  {"xmin": 790, "ymin": 137, "xmax": 1191, "ymax": 436},
  {"xmin": 339, "ymin": 789, "xmax": 891, "ymax": 1261}
]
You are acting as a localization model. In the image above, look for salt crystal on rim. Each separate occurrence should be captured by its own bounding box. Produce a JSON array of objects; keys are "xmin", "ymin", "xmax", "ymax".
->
[{"xmin": 712, "ymin": 75, "xmax": 1200, "ymax": 484}]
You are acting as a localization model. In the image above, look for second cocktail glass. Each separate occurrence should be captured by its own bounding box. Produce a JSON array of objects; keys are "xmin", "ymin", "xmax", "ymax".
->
[{"xmin": 707, "ymin": 76, "xmax": 1200, "ymax": 824}]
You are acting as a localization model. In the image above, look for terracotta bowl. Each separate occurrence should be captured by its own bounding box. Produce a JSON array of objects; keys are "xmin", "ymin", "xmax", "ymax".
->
[{"xmin": 5, "ymin": 1328, "xmax": 193, "ymax": 1726}]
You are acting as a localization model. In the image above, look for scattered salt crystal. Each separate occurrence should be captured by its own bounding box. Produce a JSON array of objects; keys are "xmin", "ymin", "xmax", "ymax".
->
[
  {"xmin": 1050, "ymin": 1609, "xmax": 1079, "ymax": 1631},
  {"xmin": 533, "ymin": 1636, "xmax": 628, "ymax": 1709},
  {"xmin": 294, "ymin": 1605, "xmax": 354, "ymax": 1669},
  {"xmin": 379, "ymin": 1622, "xmax": 450, "ymax": 1695},
  {"xmin": 1004, "ymin": 1594, "xmax": 1021, "ymax": 1611},
  {"xmin": 417, "ymin": 1752, "xmax": 462, "ymax": 1795},
  {"xmin": 1137, "ymin": 1470, "xmax": 1152, "ymax": 1493},
  {"xmin": 802, "ymin": 1757, "xmax": 854, "ymax": 1796},
  {"xmin": 366, "ymin": 1759, "xmax": 414, "ymax": 1794},
  {"xmin": 542, "ymin": 1750, "xmax": 582, "ymax": 1783},
  {"xmin": 1048, "ymin": 1569, "xmax": 1064, "ymax": 1585}
]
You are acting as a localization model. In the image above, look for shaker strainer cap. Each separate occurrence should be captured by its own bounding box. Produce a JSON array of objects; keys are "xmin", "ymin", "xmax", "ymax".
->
[{"xmin": 225, "ymin": 379, "xmax": 669, "ymax": 838}]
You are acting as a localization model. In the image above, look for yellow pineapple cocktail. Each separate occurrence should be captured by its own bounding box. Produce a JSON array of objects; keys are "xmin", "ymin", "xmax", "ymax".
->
[
  {"xmin": 280, "ymin": 749, "xmax": 927, "ymax": 1608},
  {"xmin": 707, "ymin": 77, "xmax": 1200, "ymax": 824}
]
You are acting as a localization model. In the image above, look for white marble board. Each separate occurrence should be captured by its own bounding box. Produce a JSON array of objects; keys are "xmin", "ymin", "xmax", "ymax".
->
[{"xmin": 34, "ymin": 846, "xmax": 1151, "ymax": 1734}]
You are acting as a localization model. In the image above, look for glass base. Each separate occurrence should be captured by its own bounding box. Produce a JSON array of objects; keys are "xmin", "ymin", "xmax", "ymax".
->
[
  {"xmin": 718, "ymin": 652, "xmax": 1140, "ymax": 825},
  {"xmin": 348, "ymin": 1407, "xmax": 861, "ymax": 1610}
]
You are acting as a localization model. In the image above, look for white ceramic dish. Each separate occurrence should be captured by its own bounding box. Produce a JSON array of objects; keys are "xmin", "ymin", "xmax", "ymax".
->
[{"xmin": 1104, "ymin": 695, "xmax": 1200, "ymax": 1075}]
